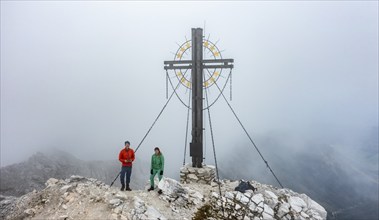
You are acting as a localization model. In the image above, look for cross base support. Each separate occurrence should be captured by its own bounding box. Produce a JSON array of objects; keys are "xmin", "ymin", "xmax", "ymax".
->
[{"xmin": 179, "ymin": 164, "xmax": 216, "ymax": 185}]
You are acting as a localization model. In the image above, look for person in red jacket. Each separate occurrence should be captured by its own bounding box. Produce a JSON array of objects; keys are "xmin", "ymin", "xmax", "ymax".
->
[{"xmin": 118, "ymin": 141, "xmax": 135, "ymax": 191}]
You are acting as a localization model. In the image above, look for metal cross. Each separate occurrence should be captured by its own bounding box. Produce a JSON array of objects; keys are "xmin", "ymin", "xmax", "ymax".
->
[{"xmin": 164, "ymin": 28, "xmax": 234, "ymax": 168}]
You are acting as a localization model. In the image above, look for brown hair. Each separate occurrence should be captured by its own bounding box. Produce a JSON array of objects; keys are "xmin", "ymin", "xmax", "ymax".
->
[{"xmin": 154, "ymin": 147, "xmax": 161, "ymax": 155}]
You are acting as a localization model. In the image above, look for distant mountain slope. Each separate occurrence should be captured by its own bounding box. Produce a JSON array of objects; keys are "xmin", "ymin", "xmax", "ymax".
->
[
  {"xmin": 218, "ymin": 139, "xmax": 379, "ymax": 220},
  {"xmin": 0, "ymin": 150, "xmax": 149, "ymax": 197}
]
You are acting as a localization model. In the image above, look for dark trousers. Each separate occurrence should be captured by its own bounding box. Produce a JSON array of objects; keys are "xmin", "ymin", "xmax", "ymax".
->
[{"xmin": 120, "ymin": 166, "xmax": 132, "ymax": 186}]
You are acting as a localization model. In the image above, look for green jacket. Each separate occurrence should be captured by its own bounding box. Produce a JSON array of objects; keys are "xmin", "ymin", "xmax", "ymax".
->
[{"xmin": 151, "ymin": 154, "xmax": 164, "ymax": 171}]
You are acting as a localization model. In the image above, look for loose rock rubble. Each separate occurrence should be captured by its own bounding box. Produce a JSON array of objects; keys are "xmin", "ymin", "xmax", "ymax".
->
[
  {"xmin": 0, "ymin": 175, "xmax": 327, "ymax": 220},
  {"xmin": 202, "ymin": 180, "xmax": 327, "ymax": 220},
  {"xmin": 158, "ymin": 177, "xmax": 204, "ymax": 210}
]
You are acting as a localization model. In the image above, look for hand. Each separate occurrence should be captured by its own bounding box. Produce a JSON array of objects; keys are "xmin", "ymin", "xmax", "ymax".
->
[
  {"xmin": 160, "ymin": 170, "xmax": 163, "ymax": 175},
  {"xmin": 150, "ymin": 169, "xmax": 153, "ymax": 175}
]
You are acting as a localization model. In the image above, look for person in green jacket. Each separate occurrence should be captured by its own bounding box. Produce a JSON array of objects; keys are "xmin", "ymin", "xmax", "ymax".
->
[{"xmin": 148, "ymin": 147, "xmax": 164, "ymax": 192}]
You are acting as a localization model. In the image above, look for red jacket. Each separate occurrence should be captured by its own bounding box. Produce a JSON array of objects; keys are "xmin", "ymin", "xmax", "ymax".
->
[{"xmin": 119, "ymin": 148, "xmax": 135, "ymax": 167}]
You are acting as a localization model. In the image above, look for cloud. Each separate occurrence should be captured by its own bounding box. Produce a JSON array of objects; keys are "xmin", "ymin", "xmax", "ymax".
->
[{"xmin": 1, "ymin": 1, "xmax": 377, "ymax": 206}]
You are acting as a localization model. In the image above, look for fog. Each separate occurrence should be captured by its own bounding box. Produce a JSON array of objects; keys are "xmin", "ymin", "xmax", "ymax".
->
[{"xmin": 1, "ymin": 0, "xmax": 377, "ymax": 207}]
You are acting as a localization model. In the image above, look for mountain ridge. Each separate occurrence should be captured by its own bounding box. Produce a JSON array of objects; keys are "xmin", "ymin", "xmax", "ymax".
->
[{"xmin": 0, "ymin": 175, "xmax": 327, "ymax": 220}]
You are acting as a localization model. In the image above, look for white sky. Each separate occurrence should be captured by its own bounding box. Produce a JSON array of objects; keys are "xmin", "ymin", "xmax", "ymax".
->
[{"xmin": 1, "ymin": 1, "xmax": 378, "ymax": 170}]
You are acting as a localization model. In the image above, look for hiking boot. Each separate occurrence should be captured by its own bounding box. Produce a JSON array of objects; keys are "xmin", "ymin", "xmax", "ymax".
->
[
  {"xmin": 148, "ymin": 186, "xmax": 154, "ymax": 192},
  {"xmin": 125, "ymin": 184, "xmax": 132, "ymax": 191},
  {"xmin": 120, "ymin": 184, "xmax": 125, "ymax": 191}
]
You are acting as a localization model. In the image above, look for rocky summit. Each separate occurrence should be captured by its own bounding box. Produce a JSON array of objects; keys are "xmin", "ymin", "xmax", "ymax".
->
[{"xmin": 0, "ymin": 175, "xmax": 327, "ymax": 220}]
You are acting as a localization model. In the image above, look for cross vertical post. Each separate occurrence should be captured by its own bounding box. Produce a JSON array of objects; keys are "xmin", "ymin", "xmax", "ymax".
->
[{"xmin": 190, "ymin": 28, "xmax": 203, "ymax": 168}]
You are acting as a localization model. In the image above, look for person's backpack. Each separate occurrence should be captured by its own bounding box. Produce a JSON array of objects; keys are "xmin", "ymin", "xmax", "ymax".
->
[{"xmin": 234, "ymin": 180, "xmax": 256, "ymax": 193}]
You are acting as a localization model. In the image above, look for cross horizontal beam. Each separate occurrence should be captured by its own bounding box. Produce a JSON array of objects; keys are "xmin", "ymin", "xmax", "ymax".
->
[
  {"xmin": 164, "ymin": 59, "xmax": 234, "ymax": 64},
  {"xmin": 164, "ymin": 64, "xmax": 234, "ymax": 70},
  {"xmin": 164, "ymin": 59, "xmax": 234, "ymax": 70}
]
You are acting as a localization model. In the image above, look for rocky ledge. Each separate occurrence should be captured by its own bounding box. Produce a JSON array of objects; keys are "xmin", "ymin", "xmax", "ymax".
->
[{"xmin": 0, "ymin": 175, "xmax": 326, "ymax": 220}]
